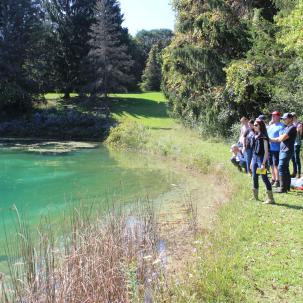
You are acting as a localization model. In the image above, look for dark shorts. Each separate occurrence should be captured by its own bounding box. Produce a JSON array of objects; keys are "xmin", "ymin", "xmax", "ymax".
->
[{"xmin": 269, "ymin": 151, "xmax": 279, "ymax": 166}]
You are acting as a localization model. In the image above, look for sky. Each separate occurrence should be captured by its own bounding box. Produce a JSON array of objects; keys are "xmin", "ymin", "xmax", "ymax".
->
[{"xmin": 119, "ymin": 0, "xmax": 176, "ymax": 36}]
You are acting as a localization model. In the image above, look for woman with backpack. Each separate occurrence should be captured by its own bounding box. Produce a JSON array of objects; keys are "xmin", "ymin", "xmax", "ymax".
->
[{"xmin": 250, "ymin": 119, "xmax": 275, "ymax": 204}]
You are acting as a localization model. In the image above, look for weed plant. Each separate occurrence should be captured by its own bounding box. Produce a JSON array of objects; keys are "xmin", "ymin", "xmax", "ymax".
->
[{"xmin": 1, "ymin": 201, "xmax": 167, "ymax": 303}]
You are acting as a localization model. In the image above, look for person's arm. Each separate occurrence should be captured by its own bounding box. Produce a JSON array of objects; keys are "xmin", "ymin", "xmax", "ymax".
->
[
  {"xmin": 262, "ymin": 139, "xmax": 269, "ymax": 168},
  {"xmin": 298, "ymin": 123, "xmax": 303, "ymax": 136},
  {"xmin": 270, "ymin": 133, "xmax": 289, "ymax": 143}
]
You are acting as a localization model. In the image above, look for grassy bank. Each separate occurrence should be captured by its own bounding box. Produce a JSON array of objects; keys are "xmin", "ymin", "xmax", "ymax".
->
[{"xmin": 107, "ymin": 92, "xmax": 303, "ymax": 302}]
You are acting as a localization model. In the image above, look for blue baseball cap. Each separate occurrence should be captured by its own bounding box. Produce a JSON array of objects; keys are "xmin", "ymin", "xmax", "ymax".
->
[
  {"xmin": 281, "ymin": 113, "xmax": 293, "ymax": 120},
  {"xmin": 257, "ymin": 114, "xmax": 266, "ymax": 121}
]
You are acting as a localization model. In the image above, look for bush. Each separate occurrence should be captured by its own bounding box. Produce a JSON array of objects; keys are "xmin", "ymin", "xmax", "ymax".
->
[
  {"xmin": 106, "ymin": 121, "xmax": 150, "ymax": 150},
  {"xmin": 0, "ymin": 109, "xmax": 109, "ymax": 140}
]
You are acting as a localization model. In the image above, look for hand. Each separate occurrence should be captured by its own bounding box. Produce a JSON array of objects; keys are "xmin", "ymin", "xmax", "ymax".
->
[{"xmin": 261, "ymin": 164, "xmax": 265, "ymax": 170}]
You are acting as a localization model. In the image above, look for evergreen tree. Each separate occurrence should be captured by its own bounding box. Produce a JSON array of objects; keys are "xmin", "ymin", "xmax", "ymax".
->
[
  {"xmin": 46, "ymin": 0, "xmax": 95, "ymax": 98},
  {"xmin": 0, "ymin": 0, "xmax": 43, "ymax": 111},
  {"xmin": 131, "ymin": 29, "xmax": 173, "ymax": 91},
  {"xmin": 162, "ymin": 0, "xmax": 250, "ymax": 135},
  {"xmin": 125, "ymin": 36, "xmax": 146, "ymax": 91},
  {"xmin": 140, "ymin": 44, "xmax": 162, "ymax": 91},
  {"xmin": 135, "ymin": 29, "xmax": 174, "ymax": 59},
  {"xmin": 85, "ymin": 0, "xmax": 133, "ymax": 98}
]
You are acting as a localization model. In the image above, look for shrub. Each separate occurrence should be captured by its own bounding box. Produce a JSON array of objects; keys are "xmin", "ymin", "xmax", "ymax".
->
[
  {"xmin": 106, "ymin": 121, "xmax": 150, "ymax": 150},
  {"xmin": 0, "ymin": 109, "xmax": 109, "ymax": 140}
]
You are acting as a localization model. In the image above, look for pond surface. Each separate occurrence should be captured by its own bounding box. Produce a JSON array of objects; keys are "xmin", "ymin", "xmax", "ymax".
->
[{"xmin": 0, "ymin": 141, "xmax": 180, "ymax": 273}]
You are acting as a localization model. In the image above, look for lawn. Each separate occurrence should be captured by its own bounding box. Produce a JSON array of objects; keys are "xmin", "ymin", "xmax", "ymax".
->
[{"xmin": 110, "ymin": 92, "xmax": 177, "ymax": 129}]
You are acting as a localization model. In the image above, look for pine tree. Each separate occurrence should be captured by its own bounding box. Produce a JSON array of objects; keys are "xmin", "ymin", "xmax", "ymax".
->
[
  {"xmin": 0, "ymin": 0, "xmax": 43, "ymax": 111},
  {"xmin": 140, "ymin": 44, "xmax": 162, "ymax": 91},
  {"xmin": 85, "ymin": 0, "xmax": 133, "ymax": 98},
  {"xmin": 46, "ymin": 0, "xmax": 95, "ymax": 98}
]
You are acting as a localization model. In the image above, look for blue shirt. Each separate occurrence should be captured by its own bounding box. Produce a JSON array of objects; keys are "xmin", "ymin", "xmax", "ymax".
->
[{"xmin": 267, "ymin": 122, "xmax": 285, "ymax": 151}]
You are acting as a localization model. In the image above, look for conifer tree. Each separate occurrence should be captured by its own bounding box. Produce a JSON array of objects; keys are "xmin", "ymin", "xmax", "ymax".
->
[
  {"xmin": 140, "ymin": 44, "xmax": 162, "ymax": 91},
  {"xmin": 85, "ymin": 0, "xmax": 133, "ymax": 98},
  {"xmin": 0, "ymin": 0, "xmax": 43, "ymax": 111},
  {"xmin": 46, "ymin": 0, "xmax": 95, "ymax": 98}
]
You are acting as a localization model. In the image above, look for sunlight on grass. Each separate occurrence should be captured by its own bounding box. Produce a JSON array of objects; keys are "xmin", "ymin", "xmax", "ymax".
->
[{"xmin": 110, "ymin": 92, "xmax": 177, "ymax": 129}]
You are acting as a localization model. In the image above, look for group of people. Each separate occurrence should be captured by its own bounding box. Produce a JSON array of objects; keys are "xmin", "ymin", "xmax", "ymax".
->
[{"xmin": 230, "ymin": 112, "xmax": 302, "ymax": 204}]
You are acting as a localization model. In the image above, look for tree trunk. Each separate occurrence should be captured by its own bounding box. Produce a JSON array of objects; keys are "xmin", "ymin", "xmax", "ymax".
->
[{"xmin": 64, "ymin": 91, "xmax": 70, "ymax": 99}]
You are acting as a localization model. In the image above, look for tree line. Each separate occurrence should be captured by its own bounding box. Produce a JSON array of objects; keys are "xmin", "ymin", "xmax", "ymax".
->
[
  {"xmin": 162, "ymin": 0, "xmax": 303, "ymax": 137},
  {"xmin": 0, "ymin": 0, "xmax": 173, "ymax": 113}
]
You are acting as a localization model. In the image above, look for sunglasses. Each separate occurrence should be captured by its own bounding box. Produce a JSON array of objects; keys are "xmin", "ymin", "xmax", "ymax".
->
[{"xmin": 254, "ymin": 124, "xmax": 259, "ymax": 127}]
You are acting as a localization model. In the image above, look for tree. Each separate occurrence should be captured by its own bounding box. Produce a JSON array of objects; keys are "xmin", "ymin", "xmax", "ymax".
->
[
  {"xmin": 135, "ymin": 29, "xmax": 174, "ymax": 58},
  {"xmin": 129, "ymin": 29, "xmax": 173, "ymax": 91},
  {"xmin": 46, "ymin": 0, "xmax": 95, "ymax": 98},
  {"xmin": 276, "ymin": 0, "xmax": 303, "ymax": 58},
  {"xmin": 85, "ymin": 0, "xmax": 133, "ymax": 98},
  {"xmin": 0, "ymin": 0, "xmax": 43, "ymax": 112},
  {"xmin": 140, "ymin": 44, "xmax": 162, "ymax": 91},
  {"xmin": 162, "ymin": 0, "xmax": 250, "ymax": 135}
]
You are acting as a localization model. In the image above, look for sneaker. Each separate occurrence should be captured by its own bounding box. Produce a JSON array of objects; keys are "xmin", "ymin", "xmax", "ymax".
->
[{"xmin": 270, "ymin": 179, "xmax": 275, "ymax": 185}]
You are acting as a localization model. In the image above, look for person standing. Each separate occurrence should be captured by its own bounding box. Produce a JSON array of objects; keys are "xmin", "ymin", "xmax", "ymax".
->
[
  {"xmin": 270, "ymin": 113, "xmax": 297, "ymax": 193},
  {"xmin": 290, "ymin": 113, "xmax": 302, "ymax": 178},
  {"xmin": 239, "ymin": 117, "xmax": 249, "ymax": 148},
  {"xmin": 251, "ymin": 119, "xmax": 275, "ymax": 204},
  {"xmin": 267, "ymin": 111, "xmax": 285, "ymax": 187},
  {"xmin": 243, "ymin": 119, "xmax": 255, "ymax": 174}
]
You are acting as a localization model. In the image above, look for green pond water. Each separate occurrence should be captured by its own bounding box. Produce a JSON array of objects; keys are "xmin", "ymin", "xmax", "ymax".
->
[{"xmin": 0, "ymin": 141, "xmax": 180, "ymax": 273}]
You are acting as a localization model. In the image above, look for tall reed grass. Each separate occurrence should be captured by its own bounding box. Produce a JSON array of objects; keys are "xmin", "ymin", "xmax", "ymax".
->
[{"xmin": 1, "ymin": 201, "xmax": 167, "ymax": 303}]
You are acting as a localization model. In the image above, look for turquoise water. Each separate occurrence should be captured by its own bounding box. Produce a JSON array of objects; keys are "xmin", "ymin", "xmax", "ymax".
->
[{"xmin": 0, "ymin": 142, "xmax": 179, "ymax": 272}]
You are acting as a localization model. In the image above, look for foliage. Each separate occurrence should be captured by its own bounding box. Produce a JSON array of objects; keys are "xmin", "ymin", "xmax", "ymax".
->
[
  {"xmin": 0, "ymin": 109, "xmax": 109, "ymax": 139},
  {"xmin": 106, "ymin": 120, "xmax": 150, "ymax": 150},
  {"xmin": 84, "ymin": 0, "xmax": 134, "ymax": 97},
  {"xmin": 276, "ymin": 0, "xmax": 303, "ymax": 58},
  {"xmin": 140, "ymin": 44, "xmax": 162, "ymax": 91},
  {"xmin": 162, "ymin": 0, "xmax": 250, "ymax": 136},
  {"xmin": 135, "ymin": 29, "xmax": 174, "ymax": 58},
  {"xmin": 127, "ymin": 29, "xmax": 173, "ymax": 92},
  {"xmin": 164, "ymin": 0, "xmax": 303, "ymax": 136},
  {"xmin": 46, "ymin": 0, "xmax": 95, "ymax": 98},
  {"xmin": 0, "ymin": 0, "xmax": 44, "ymax": 111}
]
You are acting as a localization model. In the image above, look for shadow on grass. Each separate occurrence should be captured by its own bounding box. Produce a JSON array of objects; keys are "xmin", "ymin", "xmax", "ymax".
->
[
  {"xmin": 110, "ymin": 97, "xmax": 170, "ymax": 119},
  {"xmin": 150, "ymin": 127, "xmax": 173, "ymax": 130},
  {"xmin": 275, "ymin": 202, "xmax": 303, "ymax": 211}
]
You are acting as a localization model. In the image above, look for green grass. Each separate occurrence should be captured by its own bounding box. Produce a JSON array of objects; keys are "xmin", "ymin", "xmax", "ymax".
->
[
  {"xmin": 108, "ymin": 92, "xmax": 303, "ymax": 302},
  {"xmin": 110, "ymin": 92, "xmax": 177, "ymax": 129}
]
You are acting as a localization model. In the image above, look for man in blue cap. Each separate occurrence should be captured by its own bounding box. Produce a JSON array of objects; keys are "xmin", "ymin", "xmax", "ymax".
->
[{"xmin": 270, "ymin": 113, "xmax": 297, "ymax": 193}]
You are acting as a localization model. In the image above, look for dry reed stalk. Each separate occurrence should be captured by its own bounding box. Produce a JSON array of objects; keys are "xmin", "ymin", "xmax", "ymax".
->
[{"xmin": 3, "ymin": 200, "xmax": 165, "ymax": 303}]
